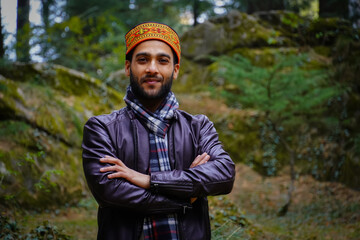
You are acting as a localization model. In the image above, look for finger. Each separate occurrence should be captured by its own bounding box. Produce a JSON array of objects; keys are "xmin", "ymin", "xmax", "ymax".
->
[
  {"xmin": 100, "ymin": 157, "xmax": 123, "ymax": 166},
  {"xmin": 103, "ymin": 155, "xmax": 119, "ymax": 161},
  {"xmin": 190, "ymin": 153, "xmax": 208, "ymax": 168},
  {"xmin": 193, "ymin": 153, "xmax": 207, "ymax": 166},
  {"xmin": 107, "ymin": 172, "xmax": 123, "ymax": 179},
  {"xmin": 197, "ymin": 154, "xmax": 210, "ymax": 166},
  {"xmin": 190, "ymin": 155, "xmax": 201, "ymax": 168},
  {"xmin": 101, "ymin": 155, "xmax": 119, "ymax": 161},
  {"xmin": 190, "ymin": 153, "xmax": 206, "ymax": 168},
  {"xmin": 100, "ymin": 166, "xmax": 119, "ymax": 172}
]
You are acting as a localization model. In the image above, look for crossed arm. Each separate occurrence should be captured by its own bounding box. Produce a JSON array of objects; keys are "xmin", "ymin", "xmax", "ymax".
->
[{"xmin": 99, "ymin": 152, "xmax": 211, "ymax": 189}]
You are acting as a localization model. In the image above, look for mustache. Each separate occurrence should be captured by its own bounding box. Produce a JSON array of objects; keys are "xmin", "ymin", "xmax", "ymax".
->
[{"xmin": 140, "ymin": 75, "xmax": 163, "ymax": 82}]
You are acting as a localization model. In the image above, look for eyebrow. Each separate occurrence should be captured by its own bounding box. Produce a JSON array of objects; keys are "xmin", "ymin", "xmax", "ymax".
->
[{"xmin": 135, "ymin": 52, "xmax": 172, "ymax": 59}]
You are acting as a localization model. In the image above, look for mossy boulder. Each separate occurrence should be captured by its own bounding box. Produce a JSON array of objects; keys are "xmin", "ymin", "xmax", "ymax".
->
[
  {"xmin": 0, "ymin": 62, "xmax": 124, "ymax": 209},
  {"xmin": 181, "ymin": 10, "xmax": 293, "ymax": 63}
]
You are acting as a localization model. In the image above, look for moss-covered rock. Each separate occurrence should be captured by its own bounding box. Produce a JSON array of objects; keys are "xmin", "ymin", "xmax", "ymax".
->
[
  {"xmin": 0, "ymin": 63, "xmax": 124, "ymax": 209},
  {"xmin": 181, "ymin": 10, "xmax": 294, "ymax": 62}
]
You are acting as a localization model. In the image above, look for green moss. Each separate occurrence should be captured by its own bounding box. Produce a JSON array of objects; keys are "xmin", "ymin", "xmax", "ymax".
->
[
  {"xmin": 213, "ymin": 112, "xmax": 261, "ymax": 164},
  {"xmin": 35, "ymin": 104, "xmax": 69, "ymax": 138},
  {"xmin": 181, "ymin": 11, "xmax": 294, "ymax": 61},
  {"xmin": 313, "ymin": 45, "xmax": 332, "ymax": 57},
  {"xmin": 0, "ymin": 78, "xmax": 26, "ymax": 109},
  {"xmin": 0, "ymin": 121, "xmax": 30, "ymax": 138},
  {"xmin": 173, "ymin": 59, "xmax": 212, "ymax": 93},
  {"xmin": 0, "ymin": 62, "xmax": 127, "ymax": 210},
  {"xmin": 209, "ymin": 195, "xmax": 270, "ymax": 239},
  {"xmin": 0, "ymin": 133, "xmax": 83, "ymax": 209},
  {"xmin": 280, "ymin": 11, "xmax": 304, "ymax": 29},
  {"xmin": 229, "ymin": 47, "xmax": 298, "ymax": 67},
  {"xmin": 305, "ymin": 17, "xmax": 355, "ymax": 46},
  {"xmin": 0, "ymin": 62, "xmax": 43, "ymax": 83},
  {"xmin": 54, "ymin": 67, "xmax": 99, "ymax": 96}
]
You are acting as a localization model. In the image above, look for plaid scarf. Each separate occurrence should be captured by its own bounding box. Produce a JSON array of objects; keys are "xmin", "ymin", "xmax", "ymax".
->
[{"xmin": 124, "ymin": 87, "xmax": 179, "ymax": 240}]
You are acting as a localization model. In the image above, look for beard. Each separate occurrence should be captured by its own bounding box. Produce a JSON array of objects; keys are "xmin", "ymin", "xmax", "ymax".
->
[{"xmin": 129, "ymin": 69, "xmax": 174, "ymax": 100}]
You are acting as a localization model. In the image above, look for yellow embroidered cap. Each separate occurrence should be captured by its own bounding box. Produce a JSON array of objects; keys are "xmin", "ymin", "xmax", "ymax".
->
[{"xmin": 125, "ymin": 22, "xmax": 181, "ymax": 62}]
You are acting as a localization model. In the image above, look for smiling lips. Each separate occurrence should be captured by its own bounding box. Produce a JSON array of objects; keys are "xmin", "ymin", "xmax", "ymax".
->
[{"xmin": 142, "ymin": 76, "xmax": 162, "ymax": 85}]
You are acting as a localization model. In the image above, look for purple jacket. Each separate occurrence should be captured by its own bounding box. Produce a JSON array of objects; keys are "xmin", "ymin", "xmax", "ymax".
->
[{"xmin": 82, "ymin": 107, "xmax": 235, "ymax": 240}]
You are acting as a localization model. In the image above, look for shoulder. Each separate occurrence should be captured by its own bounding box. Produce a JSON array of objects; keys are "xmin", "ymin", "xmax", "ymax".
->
[
  {"xmin": 175, "ymin": 109, "xmax": 213, "ymax": 128},
  {"xmin": 175, "ymin": 110, "xmax": 220, "ymax": 147},
  {"xmin": 85, "ymin": 107, "xmax": 129, "ymax": 128}
]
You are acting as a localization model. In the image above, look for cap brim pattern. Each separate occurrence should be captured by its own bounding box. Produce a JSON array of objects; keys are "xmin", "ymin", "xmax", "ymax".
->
[{"xmin": 125, "ymin": 22, "xmax": 181, "ymax": 62}]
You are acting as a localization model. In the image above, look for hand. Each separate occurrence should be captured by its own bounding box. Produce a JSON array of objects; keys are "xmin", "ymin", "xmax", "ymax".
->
[
  {"xmin": 100, "ymin": 155, "xmax": 150, "ymax": 189},
  {"xmin": 190, "ymin": 152, "xmax": 210, "ymax": 203}
]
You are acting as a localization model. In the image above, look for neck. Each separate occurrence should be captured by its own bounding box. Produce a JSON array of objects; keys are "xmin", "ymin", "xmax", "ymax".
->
[{"xmin": 138, "ymin": 97, "xmax": 165, "ymax": 113}]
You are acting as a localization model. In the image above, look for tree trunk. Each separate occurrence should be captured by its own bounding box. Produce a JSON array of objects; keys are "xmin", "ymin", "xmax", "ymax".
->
[
  {"xmin": 247, "ymin": 0, "xmax": 285, "ymax": 14},
  {"xmin": 16, "ymin": 0, "xmax": 31, "ymax": 62},
  {"xmin": 271, "ymin": 120, "xmax": 296, "ymax": 217},
  {"xmin": 193, "ymin": 0, "xmax": 199, "ymax": 26},
  {"xmin": 278, "ymin": 146, "xmax": 296, "ymax": 217},
  {"xmin": 319, "ymin": 0, "xmax": 349, "ymax": 19},
  {"xmin": 349, "ymin": 0, "xmax": 360, "ymax": 27},
  {"xmin": 0, "ymin": 1, "xmax": 5, "ymax": 59},
  {"xmin": 40, "ymin": 0, "xmax": 55, "ymax": 60},
  {"xmin": 41, "ymin": 0, "xmax": 55, "ymax": 29},
  {"xmin": 247, "ymin": 0, "xmax": 255, "ymax": 14}
]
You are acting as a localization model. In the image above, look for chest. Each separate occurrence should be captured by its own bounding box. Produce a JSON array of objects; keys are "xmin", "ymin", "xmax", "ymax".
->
[{"xmin": 114, "ymin": 119, "xmax": 200, "ymax": 173}]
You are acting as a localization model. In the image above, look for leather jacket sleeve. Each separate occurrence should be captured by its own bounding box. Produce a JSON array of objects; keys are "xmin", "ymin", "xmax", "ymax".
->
[
  {"xmin": 82, "ymin": 116, "xmax": 189, "ymax": 214},
  {"xmin": 150, "ymin": 115, "xmax": 236, "ymax": 199}
]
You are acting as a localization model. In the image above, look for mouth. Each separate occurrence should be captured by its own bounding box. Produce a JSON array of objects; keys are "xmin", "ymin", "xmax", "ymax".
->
[{"xmin": 142, "ymin": 77, "xmax": 162, "ymax": 85}]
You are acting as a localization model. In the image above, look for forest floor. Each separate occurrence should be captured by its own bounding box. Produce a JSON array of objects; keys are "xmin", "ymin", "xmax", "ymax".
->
[
  {"xmin": 226, "ymin": 164, "xmax": 360, "ymax": 239},
  {"xmin": 4, "ymin": 163, "xmax": 360, "ymax": 239}
]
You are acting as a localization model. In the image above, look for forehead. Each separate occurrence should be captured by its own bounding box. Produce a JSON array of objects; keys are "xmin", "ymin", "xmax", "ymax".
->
[{"xmin": 133, "ymin": 40, "xmax": 173, "ymax": 57}]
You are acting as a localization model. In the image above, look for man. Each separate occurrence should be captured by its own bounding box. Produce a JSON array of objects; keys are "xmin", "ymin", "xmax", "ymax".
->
[{"xmin": 82, "ymin": 22, "xmax": 235, "ymax": 240}]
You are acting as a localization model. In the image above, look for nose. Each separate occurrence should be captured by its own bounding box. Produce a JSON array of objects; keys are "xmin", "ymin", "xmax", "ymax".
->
[{"xmin": 146, "ymin": 60, "xmax": 158, "ymax": 74}]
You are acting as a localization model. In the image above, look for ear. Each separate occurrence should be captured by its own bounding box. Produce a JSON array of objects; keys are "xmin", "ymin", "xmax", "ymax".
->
[
  {"xmin": 173, "ymin": 63, "xmax": 180, "ymax": 79},
  {"xmin": 125, "ymin": 60, "xmax": 131, "ymax": 77}
]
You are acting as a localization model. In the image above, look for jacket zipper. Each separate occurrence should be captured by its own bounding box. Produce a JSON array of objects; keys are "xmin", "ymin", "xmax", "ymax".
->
[
  {"xmin": 128, "ymin": 108, "xmax": 139, "ymax": 171},
  {"xmin": 169, "ymin": 119, "xmax": 177, "ymax": 170},
  {"xmin": 152, "ymin": 183, "xmax": 193, "ymax": 191}
]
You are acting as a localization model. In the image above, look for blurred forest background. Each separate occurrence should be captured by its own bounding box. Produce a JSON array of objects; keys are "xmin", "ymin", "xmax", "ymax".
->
[{"xmin": 0, "ymin": 0, "xmax": 360, "ymax": 239}]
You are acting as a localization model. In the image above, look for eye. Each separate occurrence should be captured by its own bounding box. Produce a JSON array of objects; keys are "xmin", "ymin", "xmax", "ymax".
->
[
  {"xmin": 137, "ymin": 57, "xmax": 147, "ymax": 63},
  {"xmin": 159, "ymin": 58, "xmax": 170, "ymax": 64}
]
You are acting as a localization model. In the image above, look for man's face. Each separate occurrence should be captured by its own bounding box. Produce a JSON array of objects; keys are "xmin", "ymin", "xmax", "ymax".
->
[{"xmin": 125, "ymin": 40, "xmax": 180, "ymax": 100}]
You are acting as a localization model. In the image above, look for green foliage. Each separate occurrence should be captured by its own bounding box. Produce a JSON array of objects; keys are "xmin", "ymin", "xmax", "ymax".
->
[
  {"xmin": 34, "ymin": 169, "xmax": 64, "ymax": 193},
  {"xmin": 209, "ymin": 196, "xmax": 249, "ymax": 238},
  {"xmin": 304, "ymin": 17, "xmax": 357, "ymax": 46},
  {"xmin": 280, "ymin": 11, "xmax": 305, "ymax": 29},
  {"xmin": 229, "ymin": 0, "xmax": 315, "ymax": 14},
  {"xmin": 0, "ymin": 215, "xmax": 21, "ymax": 240},
  {"xmin": 214, "ymin": 53, "xmax": 341, "ymax": 176},
  {"xmin": 212, "ymin": 112, "xmax": 262, "ymax": 165},
  {"xmin": 26, "ymin": 221, "xmax": 72, "ymax": 240},
  {"xmin": 208, "ymin": 195, "xmax": 272, "ymax": 239},
  {"xmin": 43, "ymin": 14, "xmax": 126, "ymax": 79},
  {"xmin": 216, "ymin": 54, "xmax": 337, "ymax": 121},
  {"xmin": 0, "ymin": 216, "xmax": 72, "ymax": 240},
  {"xmin": 300, "ymin": 34, "xmax": 360, "ymax": 188}
]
